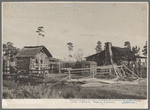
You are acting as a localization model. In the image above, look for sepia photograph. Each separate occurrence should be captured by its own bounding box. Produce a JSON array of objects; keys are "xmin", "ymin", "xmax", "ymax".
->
[{"xmin": 2, "ymin": 2, "xmax": 148, "ymax": 108}]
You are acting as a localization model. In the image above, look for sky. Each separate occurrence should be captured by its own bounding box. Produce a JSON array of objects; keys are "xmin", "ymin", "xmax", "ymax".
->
[{"xmin": 2, "ymin": 2, "xmax": 148, "ymax": 61}]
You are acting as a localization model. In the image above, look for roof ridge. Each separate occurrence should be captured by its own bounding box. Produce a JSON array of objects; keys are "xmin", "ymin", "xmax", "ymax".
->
[
  {"xmin": 24, "ymin": 45, "xmax": 44, "ymax": 48},
  {"xmin": 16, "ymin": 45, "xmax": 52, "ymax": 58}
]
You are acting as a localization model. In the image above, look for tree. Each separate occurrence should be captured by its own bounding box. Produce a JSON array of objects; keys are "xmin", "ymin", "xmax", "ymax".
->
[
  {"xmin": 124, "ymin": 41, "xmax": 131, "ymax": 50},
  {"xmin": 124, "ymin": 41, "xmax": 133, "ymax": 68},
  {"xmin": 132, "ymin": 46, "xmax": 140, "ymax": 56},
  {"xmin": 67, "ymin": 42, "xmax": 73, "ymax": 61},
  {"xmin": 142, "ymin": 41, "xmax": 147, "ymax": 56},
  {"xmin": 131, "ymin": 46, "xmax": 140, "ymax": 72},
  {"xmin": 3, "ymin": 42, "xmax": 20, "ymax": 61},
  {"xmin": 36, "ymin": 26, "xmax": 44, "ymax": 46},
  {"xmin": 74, "ymin": 48, "xmax": 83, "ymax": 62},
  {"xmin": 95, "ymin": 41, "xmax": 102, "ymax": 53}
]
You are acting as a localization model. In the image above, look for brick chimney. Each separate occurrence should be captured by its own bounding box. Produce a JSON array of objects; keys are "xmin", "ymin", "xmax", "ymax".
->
[{"xmin": 104, "ymin": 42, "xmax": 113, "ymax": 65}]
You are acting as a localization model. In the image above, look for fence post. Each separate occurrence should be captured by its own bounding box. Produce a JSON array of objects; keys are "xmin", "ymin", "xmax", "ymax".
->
[
  {"xmin": 139, "ymin": 59, "xmax": 141, "ymax": 77},
  {"xmin": 95, "ymin": 66, "xmax": 97, "ymax": 75},
  {"xmin": 59, "ymin": 61, "xmax": 61, "ymax": 74},
  {"xmin": 17, "ymin": 70, "xmax": 20, "ymax": 83},
  {"xmin": 43, "ymin": 69, "xmax": 46, "ymax": 85},
  {"xmin": 109, "ymin": 68, "xmax": 111, "ymax": 75},
  {"xmin": 93, "ymin": 67, "xmax": 94, "ymax": 79},
  {"xmin": 90, "ymin": 67, "xmax": 92, "ymax": 75},
  {"xmin": 7, "ymin": 60, "xmax": 10, "ymax": 74},
  {"xmin": 69, "ymin": 69, "xmax": 71, "ymax": 80},
  {"xmin": 38, "ymin": 58, "xmax": 41, "ymax": 75},
  {"xmin": 4, "ymin": 60, "xmax": 6, "ymax": 74}
]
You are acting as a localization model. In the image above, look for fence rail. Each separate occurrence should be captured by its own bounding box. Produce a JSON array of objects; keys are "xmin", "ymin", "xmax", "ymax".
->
[
  {"xmin": 3, "ymin": 59, "xmax": 147, "ymax": 83},
  {"xmin": 60, "ymin": 65, "xmax": 123, "ymax": 80}
]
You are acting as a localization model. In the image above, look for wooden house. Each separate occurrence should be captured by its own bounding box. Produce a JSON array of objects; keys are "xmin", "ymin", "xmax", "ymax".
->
[
  {"xmin": 15, "ymin": 45, "xmax": 52, "ymax": 74},
  {"xmin": 85, "ymin": 42, "xmax": 136, "ymax": 66}
]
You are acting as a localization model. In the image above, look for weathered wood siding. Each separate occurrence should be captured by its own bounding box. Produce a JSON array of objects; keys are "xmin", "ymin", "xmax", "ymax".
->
[
  {"xmin": 16, "ymin": 52, "xmax": 49, "ymax": 72},
  {"xmin": 16, "ymin": 57, "xmax": 30, "ymax": 71}
]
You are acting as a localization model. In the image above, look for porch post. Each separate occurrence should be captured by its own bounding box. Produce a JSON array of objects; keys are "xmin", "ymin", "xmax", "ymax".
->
[
  {"xmin": 93, "ymin": 67, "xmax": 95, "ymax": 79},
  {"xmin": 68, "ymin": 69, "xmax": 71, "ymax": 80},
  {"xmin": 38, "ymin": 57, "xmax": 41, "ymax": 75},
  {"xmin": 59, "ymin": 61, "xmax": 61, "ymax": 74}
]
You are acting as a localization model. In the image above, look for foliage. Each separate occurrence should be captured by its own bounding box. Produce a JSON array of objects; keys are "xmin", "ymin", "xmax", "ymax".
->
[
  {"xmin": 3, "ymin": 42, "xmax": 20, "ymax": 61},
  {"xmin": 67, "ymin": 42, "xmax": 73, "ymax": 51},
  {"xmin": 142, "ymin": 41, "xmax": 147, "ymax": 56},
  {"xmin": 124, "ymin": 41, "xmax": 131, "ymax": 50},
  {"xmin": 124, "ymin": 41, "xmax": 141, "ymax": 68},
  {"xmin": 74, "ymin": 48, "xmax": 83, "ymax": 61},
  {"xmin": 67, "ymin": 42, "xmax": 73, "ymax": 61},
  {"xmin": 95, "ymin": 41, "xmax": 102, "ymax": 53},
  {"xmin": 36, "ymin": 26, "xmax": 44, "ymax": 37},
  {"xmin": 132, "ymin": 46, "xmax": 140, "ymax": 56},
  {"xmin": 3, "ymin": 79, "xmax": 146, "ymax": 99}
]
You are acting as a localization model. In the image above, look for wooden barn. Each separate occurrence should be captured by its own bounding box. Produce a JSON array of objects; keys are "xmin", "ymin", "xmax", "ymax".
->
[{"xmin": 15, "ymin": 45, "xmax": 52, "ymax": 74}]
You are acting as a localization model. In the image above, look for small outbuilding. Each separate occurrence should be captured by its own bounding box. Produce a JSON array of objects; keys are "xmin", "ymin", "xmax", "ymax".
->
[
  {"xmin": 73, "ymin": 60, "xmax": 97, "ymax": 69},
  {"xmin": 15, "ymin": 45, "xmax": 52, "ymax": 74}
]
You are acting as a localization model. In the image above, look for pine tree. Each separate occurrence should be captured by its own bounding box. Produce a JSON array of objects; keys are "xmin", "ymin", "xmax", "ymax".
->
[
  {"xmin": 67, "ymin": 42, "xmax": 73, "ymax": 61},
  {"xmin": 132, "ymin": 46, "xmax": 140, "ymax": 56},
  {"xmin": 124, "ymin": 41, "xmax": 131, "ymax": 50},
  {"xmin": 142, "ymin": 41, "xmax": 147, "ymax": 56},
  {"xmin": 95, "ymin": 41, "xmax": 102, "ymax": 53}
]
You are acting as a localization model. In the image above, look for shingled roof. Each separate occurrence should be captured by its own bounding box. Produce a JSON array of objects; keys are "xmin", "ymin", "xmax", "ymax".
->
[{"xmin": 15, "ymin": 45, "xmax": 52, "ymax": 58}]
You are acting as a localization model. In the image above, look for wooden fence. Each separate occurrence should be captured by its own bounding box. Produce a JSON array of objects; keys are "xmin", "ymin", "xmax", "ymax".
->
[
  {"xmin": 3, "ymin": 69, "xmax": 49, "ymax": 85},
  {"xmin": 61, "ymin": 68, "xmax": 92, "ymax": 80},
  {"xmin": 3, "ymin": 58, "xmax": 147, "ymax": 84},
  {"xmin": 60, "ymin": 65, "xmax": 124, "ymax": 80}
]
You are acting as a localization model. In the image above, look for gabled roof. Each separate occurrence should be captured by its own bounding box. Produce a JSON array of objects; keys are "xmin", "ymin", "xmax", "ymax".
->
[
  {"xmin": 15, "ymin": 45, "xmax": 52, "ymax": 58},
  {"xmin": 111, "ymin": 46, "xmax": 135, "ymax": 61},
  {"xmin": 85, "ymin": 46, "xmax": 135, "ymax": 61},
  {"xmin": 85, "ymin": 50, "xmax": 105, "ymax": 59}
]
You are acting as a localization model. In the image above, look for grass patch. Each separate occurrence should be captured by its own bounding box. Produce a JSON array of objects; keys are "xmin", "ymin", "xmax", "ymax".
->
[{"xmin": 3, "ymin": 79, "xmax": 147, "ymax": 99}]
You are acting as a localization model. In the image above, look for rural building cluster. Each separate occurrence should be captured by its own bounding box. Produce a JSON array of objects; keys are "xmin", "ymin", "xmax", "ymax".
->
[
  {"xmin": 3, "ymin": 41, "xmax": 147, "ymax": 83},
  {"xmin": 2, "ymin": 2, "xmax": 148, "ymax": 107}
]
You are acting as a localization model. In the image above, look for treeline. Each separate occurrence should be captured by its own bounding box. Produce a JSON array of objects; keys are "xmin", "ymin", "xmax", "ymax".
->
[{"xmin": 95, "ymin": 41, "xmax": 147, "ymax": 56}]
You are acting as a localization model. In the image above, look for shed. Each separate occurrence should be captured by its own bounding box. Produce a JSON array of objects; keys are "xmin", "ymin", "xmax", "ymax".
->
[
  {"xmin": 48, "ymin": 57, "xmax": 61, "ymax": 73},
  {"xmin": 15, "ymin": 45, "xmax": 52, "ymax": 74},
  {"xmin": 73, "ymin": 60, "xmax": 97, "ymax": 69}
]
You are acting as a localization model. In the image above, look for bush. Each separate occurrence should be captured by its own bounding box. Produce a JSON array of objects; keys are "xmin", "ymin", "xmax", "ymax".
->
[
  {"xmin": 3, "ymin": 79, "xmax": 147, "ymax": 99},
  {"xmin": 3, "ymin": 80, "xmax": 18, "ymax": 90},
  {"xmin": 3, "ymin": 80, "xmax": 47, "ymax": 99},
  {"xmin": 3, "ymin": 80, "xmax": 68, "ymax": 99}
]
